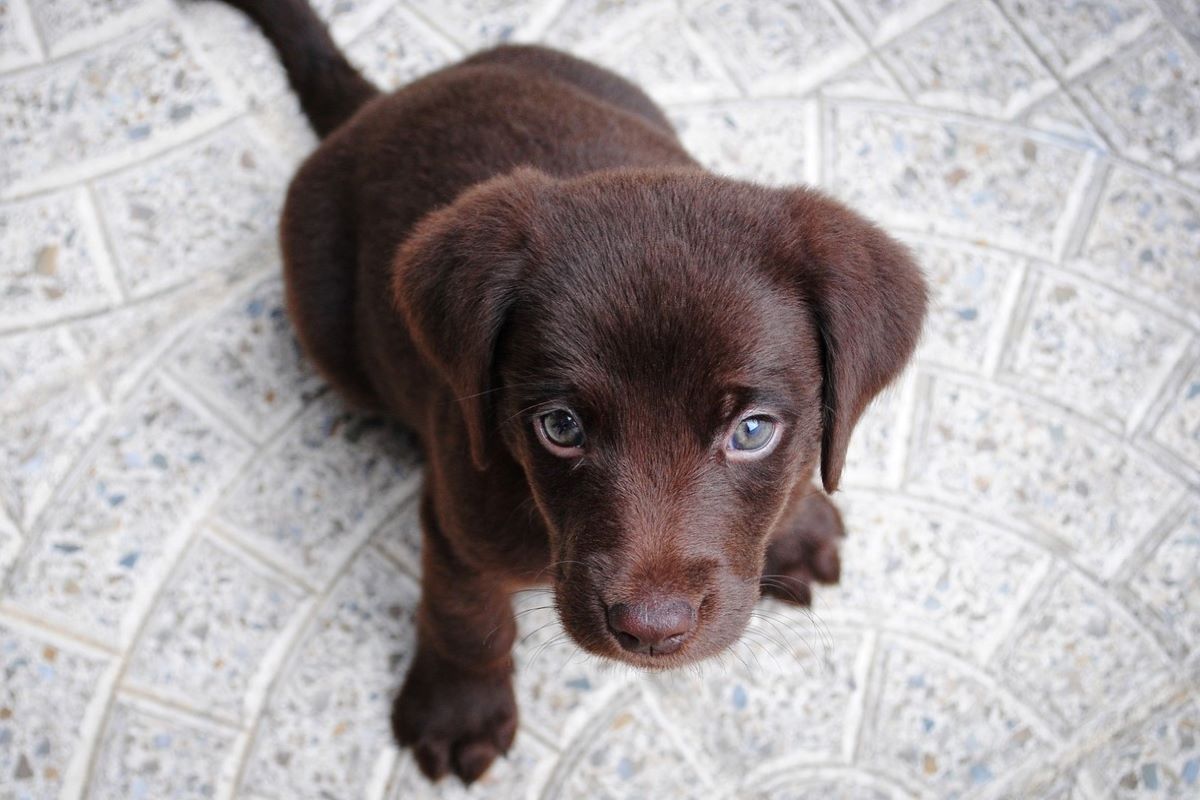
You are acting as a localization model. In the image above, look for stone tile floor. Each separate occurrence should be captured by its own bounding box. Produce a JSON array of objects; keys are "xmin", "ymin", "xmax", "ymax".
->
[{"xmin": 1, "ymin": 0, "xmax": 1199, "ymax": 797}]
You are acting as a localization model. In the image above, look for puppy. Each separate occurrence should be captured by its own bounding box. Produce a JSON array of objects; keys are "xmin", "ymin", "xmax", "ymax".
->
[{"xmin": 220, "ymin": 0, "xmax": 927, "ymax": 784}]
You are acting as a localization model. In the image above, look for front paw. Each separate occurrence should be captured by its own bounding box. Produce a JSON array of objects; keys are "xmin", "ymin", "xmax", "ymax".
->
[
  {"xmin": 391, "ymin": 648, "xmax": 517, "ymax": 784},
  {"xmin": 761, "ymin": 489, "xmax": 844, "ymax": 606}
]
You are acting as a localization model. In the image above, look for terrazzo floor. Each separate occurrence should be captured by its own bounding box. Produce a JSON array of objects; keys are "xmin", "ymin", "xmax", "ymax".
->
[{"xmin": 2, "ymin": 0, "xmax": 1200, "ymax": 798}]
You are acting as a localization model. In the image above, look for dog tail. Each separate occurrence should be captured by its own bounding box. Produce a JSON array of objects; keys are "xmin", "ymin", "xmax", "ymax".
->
[{"xmin": 219, "ymin": 0, "xmax": 380, "ymax": 137}]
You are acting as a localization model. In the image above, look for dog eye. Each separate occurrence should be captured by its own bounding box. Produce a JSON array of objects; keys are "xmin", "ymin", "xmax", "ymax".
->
[
  {"xmin": 728, "ymin": 415, "xmax": 777, "ymax": 453},
  {"xmin": 536, "ymin": 408, "xmax": 585, "ymax": 454}
]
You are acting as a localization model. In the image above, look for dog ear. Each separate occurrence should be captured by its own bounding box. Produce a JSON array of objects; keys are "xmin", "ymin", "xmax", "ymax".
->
[
  {"xmin": 773, "ymin": 188, "xmax": 927, "ymax": 493},
  {"xmin": 391, "ymin": 168, "xmax": 552, "ymax": 470}
]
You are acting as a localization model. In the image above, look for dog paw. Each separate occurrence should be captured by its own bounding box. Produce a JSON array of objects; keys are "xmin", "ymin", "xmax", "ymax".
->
[
  {"xmin": 391, "ymin": 649, "xmax": 517, "ymax": 784},
  {"xmin": 760, "ymin": 490, "xmax": 844, "ymax": 606}
]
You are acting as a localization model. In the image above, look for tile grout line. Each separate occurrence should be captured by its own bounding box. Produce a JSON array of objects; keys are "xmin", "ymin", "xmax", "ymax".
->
[
  {"xmin": 1106, "ymin": 492, "xmax": 1193, "ymax": 590},
  {"xmin": 894, "ymin": 370, "xmax": 931, "ymax": 492},
  {"xmin": 979, "ymin": 257, "xmax": 1031, "ymax": 379},
  {"xmin": 116, "ymin": 683, "xmax": 245, "ymax": 733},
  {"xmin": 394, "ymin": 0, "xmax": 470, "ymax": 55},
  {"xmin": 0, "ymin": 603, "xmax": 120, "ymax": 657},
  {"xmin": 825, "ymin": 0, "xmax": 919, "ymax": 103},
  {"xmin": 1133, "ymin": 340, "xmax": 1199, "ymax": 439},
  {"xmin": 1126, "ymin": 331, "xmax": 1196, "ymax": 435},
  {"xmin": 206, "ymin": 517, "xmax": 323, "ymax": 596},
  {"xmin": 842, "ymin": 626, "xmax": 878, "ymax": 764},
  {"xmin": 12, "ymin": 303, "xmax": 269, "ymax": 794},
  {"xmin": 67, "ymin": 399, "xmax": 261, "ymax": 799},
  {"xmin": 215, "ymin": 497, "xmax": 414, "ymax": 799},
  {"xmin": 984, "ymin": 0, "xmax": 1127, "ymax": 155},
  {"xmin": 215, "ymin": 476, "xmax": 422, "ymax": 796},
  {"xmin": 80, "ymin": 182, "xmax": 131, "ymax": 304},
  {"xmin": 1152, "ymin": 0, "xmax": 1200, "ymax": 58},
  {"xmin": 676, "ymin": 8, "xmax": 749, "ymax": 100},
  {"xmin": 17, "ymin": 0, "xmax": 49, "ymax": 57},
  {"xmin": 976, "ymin": 555, "xmax": 1055, "ymax": 667}
]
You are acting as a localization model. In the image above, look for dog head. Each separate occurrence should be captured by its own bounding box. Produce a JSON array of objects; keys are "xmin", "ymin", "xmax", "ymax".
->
[{"xmin": 393, "ymin": 167, "xmax": 926, "ymax": 667}]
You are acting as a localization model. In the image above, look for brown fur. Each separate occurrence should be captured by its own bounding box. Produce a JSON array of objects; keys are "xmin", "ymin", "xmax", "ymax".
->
[{"xmin": 220, "ymin": 0, "xmax": 927, "ymax": 784}]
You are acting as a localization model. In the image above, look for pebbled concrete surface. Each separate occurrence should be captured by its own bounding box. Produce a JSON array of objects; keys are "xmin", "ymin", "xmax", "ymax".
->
[{"xmin": 1, "ymin": 1, "xmax": 1199, "ymax": 798}]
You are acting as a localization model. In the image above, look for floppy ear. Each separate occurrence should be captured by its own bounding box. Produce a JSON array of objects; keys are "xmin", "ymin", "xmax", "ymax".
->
[
  {"xmin": 391, "ymin": 168, "xmax": 552, "ymax": 470},
  {"xmin": 774, "ymin": 188, "xmax": 927, "ymax": 493}
]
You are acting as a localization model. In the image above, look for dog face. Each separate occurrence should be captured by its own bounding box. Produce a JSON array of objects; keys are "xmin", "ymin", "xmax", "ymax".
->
[{"xmin": 394, "ymin": 168, "xmax": 925, "ymax": 667}]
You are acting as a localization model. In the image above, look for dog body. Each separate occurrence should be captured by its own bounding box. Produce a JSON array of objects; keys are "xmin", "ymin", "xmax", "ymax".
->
[{"xmin": 223, "ymin": 0, "xmax": 926, "ymax": 784}]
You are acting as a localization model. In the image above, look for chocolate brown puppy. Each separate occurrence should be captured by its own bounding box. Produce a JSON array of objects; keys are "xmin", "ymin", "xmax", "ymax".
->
[{"xmin": 219, "ymin": 0, "xmax": 927, "ymax": 784}]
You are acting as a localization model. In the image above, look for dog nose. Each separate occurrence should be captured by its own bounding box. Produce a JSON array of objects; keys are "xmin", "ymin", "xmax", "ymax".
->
[{"xmin": 606, "ymin": 598, "xmax": 697, "ymax": 655}]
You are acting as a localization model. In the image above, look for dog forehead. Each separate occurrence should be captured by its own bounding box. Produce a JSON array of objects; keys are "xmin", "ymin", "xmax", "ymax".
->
[{"xmin": 508, "ymin": 272, "xmax": 813, "ymax": 415}]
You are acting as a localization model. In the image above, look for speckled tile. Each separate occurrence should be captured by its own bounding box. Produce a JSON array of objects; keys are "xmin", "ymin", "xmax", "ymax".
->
[
  {"xmin": 346, "ymin": 2, "xmax": 457, "ymax": 91},
  {"xmin": 87, "ymin": 699, "xmax": 237, "ymax": 800},
  {"xmin": 546, "ymin": 697, "xmax": 713, "ymax": 800},
  {"xmin": 994, "ymin": 0, "xmax": 1158, "ymax": 76},
  {"xmin": 827, "ymin": 102, "xmax": 1089, "ymax": 257},
  {"xmin": 167, "ymin": 274, "xmax": 323, "ymax": 439},
  {"xmin": 244, "ymin": 91, "xmax": 318, "ymax": 173},
  {"xmin": 68, "ymin": 276, "xmax": 228, "ymax": 402},
  {"xmin": 1075, "ymin": 164, "xmax": 1200, "ymax": 327},
  {"xmin": 0, "ymin": 189, "xmax": 121, "ymax": 330},
  {"xmin": 1158, "ymin": 0, "xmax": 1200, "ymax": 49},
  {"xmin": 671, "ymin": 101, "xmax": 809, "ymax": 186},
  {"xmin": 1000, "ymin": 268, "xmax": 1190, "ymax": 431},
  {"xmin": 0, "ymin": 19, "xmax": 232, "ymax": 196},
  {"xmin": 3, "ymin": 0, "xmax": 1200, "ymax": 795},
  {"xmin": 841, "ymin": 0, "xmax": 955, "ymax": 44},
  {"xmin": 93, "ymin": 121, "xmax": 285, "ymax": 298},
  {"xmin": 371, "ymin": 493, "xmax": 421, "ymax": 576},
  {"xmin": 861, "ymin": 639, "xmax": 1051, "ymax": 799},
  {"xmin": 0, "ymin": 328, "xmax": 82, "ymax": 404},
  {"xmin": 0, "ymin": 0, "xmax": 42, "ymax": 71},
  {"xmin": 1078, "ymin": 27, "xmax": 1200, "ymax": 170},
  {"xmin": 1152, "ymin": 358, "xmax": 1200, "ymax": 472},
  {"xmin": 0, "ymin": 512, "xmax": 19, "ymax": 578},
  {"xmin": 30, "ymin": 0, "xmax": 162, "ymax": 57},
  {"xmin": 841, "ymin": 374, "xmax": 907, "ymax": 488},
  {"xmin": 539, "ymin": 0, "xmax": 654, "ymax": 50},
  {"xmin": 748, "ymin": 770, "xmax": 906, "ymax": 800},
  {"xmin": 989, "ymin": 765, "xmax": 1082, "ymax": 800},
  {"xmin": 217, "ymin": 396, "xmax": 419, "ymax": 585},
  {"xmin": 405, "ymin": 0, "xmax": 550, "ymax": 49},
  {"xmin": 544, "ymin": 2, "xmax": 738, "ymax": 105},
  {"xmin": 511, "ymin": 590, "xmax": 632, "ymax": 744},
  {"xmin": 0, "ymin": 382, "xmax": 108, "ymax": 530},
  {"xmin": 123, "ymin": 535, "xmax": 308, "ymax": 721},
  {"xmin": 1129, "ymin": 506, "xmax": 1200, "ymax": 657},
  {"xmin": 648, "ymin": 626, "xmax": 863, "ymax": 781},
  {"xmin": 906, "ymin": 375, "xmax": 1182, "ymax": 576},
  {"xmin": 816, "ymin": 56, "xmax": 908, "ymax": 101},
  {"xmin": 182, "ymin": 0, "xmax": 290, "ymax": 107},
  {"xmin": 238, "ymin": 548, "xmax": 417, "ymax": 800},
  {"xmin": 5, "ymin": 378, "xmax": 250, "ymax": 640},
  {"xmin": 824, "ymin": 493, "xmax": 1048, "ymax": 657},
  {"xmin": 0, "ymin": 622, "xmax": 111, "ymax": 799},
  {"xmin": 1083, "ymin": 693, "xmax": 1200, "ymax": 797},
  {"xmin": 307, "ymin": 0, "xmax": 395, "ymax": 42},
  {"xmin": 905, "ymin": 236, "xmax": 1022, "ymax": 372},
  {"xmin": 683, "ymin": 0, "xmax": 864, "ymax": 95},
  {"xmin": 1018, "ymin": 89, "xmax": 1107, "ymax": 147},
  {"xmin": 995, "ymin": 568, "xmax": 1171, "ymax": 734},
  {"xmin": 880, "ymin": 0, "xmax": 1055, "ymax": 117},
  {"xmin": 386, "ymin": 727, "xmax": 554, "ymax": 800}
]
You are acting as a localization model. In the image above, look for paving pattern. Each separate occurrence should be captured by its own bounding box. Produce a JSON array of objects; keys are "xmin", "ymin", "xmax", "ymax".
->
[{"xmin": 2, "ymin": 0, "xmax": 1199, "ymax": 798}]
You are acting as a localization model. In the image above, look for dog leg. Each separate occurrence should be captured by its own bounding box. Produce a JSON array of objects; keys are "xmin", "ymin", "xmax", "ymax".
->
[
  {"xmin": 760, "ymin": 489, "xmax": 844, "ymax": 606},
  {"xmin": 391, "ymin": 493, "xmax": 518, "ymax": 784}
]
